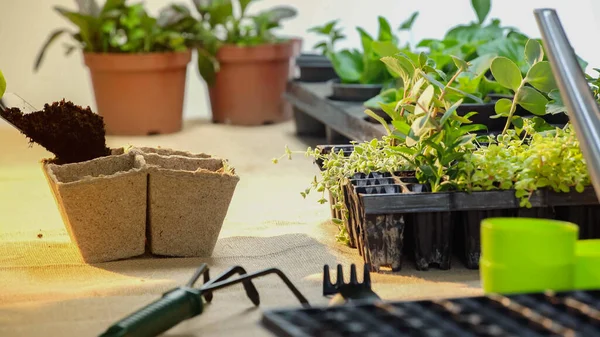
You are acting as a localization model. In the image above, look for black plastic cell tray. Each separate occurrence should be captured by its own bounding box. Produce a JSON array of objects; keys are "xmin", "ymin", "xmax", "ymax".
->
[{"xmin": 262, "ymin": 290, "xmax": 600, "ymax": 337}]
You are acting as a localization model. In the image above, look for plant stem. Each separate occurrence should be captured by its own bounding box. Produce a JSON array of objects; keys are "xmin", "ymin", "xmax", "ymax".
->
[{"xmin": 502, "ymin": 82, "xmax": 524, "ymax": 134}]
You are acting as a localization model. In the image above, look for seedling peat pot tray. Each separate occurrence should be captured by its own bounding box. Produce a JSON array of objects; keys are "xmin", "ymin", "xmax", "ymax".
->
[{"xmin": 313, "ymin": 146, "xmax": 600, "ymax": 273}]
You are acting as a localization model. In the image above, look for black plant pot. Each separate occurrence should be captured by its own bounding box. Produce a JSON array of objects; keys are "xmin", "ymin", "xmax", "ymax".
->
[
  {"xmin": 457, "ymin": 102, "xmax": 507, "ymax": 132},
  {"xmin": 296, "ymin": 54, "xmax": 338, "ymax": 83},
  {"xmin": 329, "ymin": 80, "xmax": 383, "ymax": 102}
]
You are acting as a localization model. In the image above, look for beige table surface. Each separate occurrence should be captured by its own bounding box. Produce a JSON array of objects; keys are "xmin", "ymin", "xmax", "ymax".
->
[{"xmin": 0, "ymin": 118, "xmax": 482, "ymax": 337}]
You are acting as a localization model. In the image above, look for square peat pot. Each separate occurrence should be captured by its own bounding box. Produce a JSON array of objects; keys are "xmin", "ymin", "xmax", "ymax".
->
[
  {"xmin": 139, "ymin": 148, "xmax": 239, "ymax": 257},
  {"xmin": 42, "ymin": 149, "xmax": 147, "ymax": 263}
]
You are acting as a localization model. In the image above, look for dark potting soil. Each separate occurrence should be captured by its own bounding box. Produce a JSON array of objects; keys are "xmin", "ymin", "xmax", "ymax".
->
[{"xmin": 1, "ymin": 99, "xmax": 110, "ymax": 164}]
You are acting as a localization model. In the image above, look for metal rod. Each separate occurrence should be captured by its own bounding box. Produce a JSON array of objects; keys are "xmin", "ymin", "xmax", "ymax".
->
[{"xmin": 534, "ymin": 8, "xmax": 600, "ymax": 198}]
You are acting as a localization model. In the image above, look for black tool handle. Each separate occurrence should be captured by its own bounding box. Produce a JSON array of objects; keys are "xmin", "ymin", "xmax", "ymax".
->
[{"xmin": 98, "ymin": 287, "xmax": 204, "ymax": 337}]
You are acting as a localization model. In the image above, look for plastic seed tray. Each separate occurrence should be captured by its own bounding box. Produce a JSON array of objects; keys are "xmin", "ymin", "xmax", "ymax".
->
[{"xmin": 262, "ymin": 290, "xmax": 600, "ymax": 337}]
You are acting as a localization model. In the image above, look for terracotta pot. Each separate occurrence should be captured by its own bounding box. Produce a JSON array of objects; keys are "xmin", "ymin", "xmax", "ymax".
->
[
  {"xmin": 209, "ymin": 42, "xmax": 294, "ymax": 125},
  {"xmin": 137, "ymin": 148, "xmax": 240, "ymax": 257},
  {"xmin": 42, "ymin": 150, "xmax": 147, "ymax": 263},
  {"xmin": 84, "ymin": 51, "xmax": 191, "ymax": 136}
]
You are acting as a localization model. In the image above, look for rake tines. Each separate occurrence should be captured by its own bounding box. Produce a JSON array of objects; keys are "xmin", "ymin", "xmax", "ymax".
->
[{"xmin": 323, "ymin": 263, "xmax": 373, "ymax": 297}]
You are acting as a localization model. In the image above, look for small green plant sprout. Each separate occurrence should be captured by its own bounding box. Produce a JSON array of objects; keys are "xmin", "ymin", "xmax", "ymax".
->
[
  {"xmin": 490, "ymin": 39, "xmax": 558, "ymax": 134},
  {"xmin": 0, "ymin": 70, "xmax": 6, "ymax": 99},
  {"xmin": 307, "ymin": 20, "xmax": 346, "ymax": 55}
]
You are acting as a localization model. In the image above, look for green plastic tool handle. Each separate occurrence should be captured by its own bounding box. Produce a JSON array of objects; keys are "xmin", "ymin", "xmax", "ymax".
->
[{"xmin": 99, "ymin": 287, "xmax": 204, "ymax": 337}]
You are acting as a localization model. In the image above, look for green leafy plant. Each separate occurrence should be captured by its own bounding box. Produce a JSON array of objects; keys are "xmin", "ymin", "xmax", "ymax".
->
[
  {"xmin": 192, "ymin": 0, "xmax": 297, "ymax": 86},
  {"xmin": 34, "ymin": 0, "xmax": 200, "ymax": 71},
  {"xmin": 490, "ymin": 39, "xmax": 558, "ymax": 133},
  {"xmin": 458, "ymin": 121, "xmax": 589, "ymax": 207},
  {"xmin": 327, "ymin": 16, "xmax": 405, "ymax": 85},
  {"xmin": 0, "ymin": 70, "xmax": 5, "ymax": 99},
  {"xmin": 308, "ymin": 20, "xmax": 346, "ymax": 55}
]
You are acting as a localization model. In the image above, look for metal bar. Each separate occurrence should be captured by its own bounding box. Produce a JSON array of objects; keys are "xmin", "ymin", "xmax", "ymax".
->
[{"xmin": 534, "ymin": 8, "xmax": 600, "ymax": 198}]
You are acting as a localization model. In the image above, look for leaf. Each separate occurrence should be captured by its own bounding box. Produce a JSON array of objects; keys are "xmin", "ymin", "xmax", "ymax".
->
[
  {"xmin": 0, "ymin": 70, "xmax": 5, "ymax": 99},
  {"xmin": 101, "ymin": 0, "xmax": 125, "ymax": 14},
  {"xmin": 440, "ymin": 99, "xmax": 464, "ymax": 125},
  {"xmin": 494, "ymin": 98, "xmax": 513, "ymax": 116},
  {"xmin": 471, "ymin": 0, "xmax": 491, "ymax": 24},
  {"xmin": 208, "ymin": 0, "xmax": 233, "ymax": 27},
  {"xmin": 477, "ymin": 38, "xmax": 525, "ymax": 66},
  {"xmin": 371, "ymin": 41, "xmax": 401, "ymax": 57},
  {"xmin": 452, "ymin": 56, "xmax": 469, "ymax": 71},
  {"xmin": 512, "ymin": 115, "xmax": 524, "ymax": 129},
  {"xmin": 490, "ymin": 56, "xmax": 522, "ymax": 91},
  {"xmin": 399, "ymin": 12, "xmax": 419, "ymax": 30},
  {"xmin": 380, "ymin": 55, "xmax": 413, "ymax": 82},
  {"xmin": 377, "ymin": 16, "xmax": 394, "ymax": 42},
  {"xmin": 239, "ymin": 0, "xmax": 254, "ymax": 15},
  {"xmin": 328, "ymin": 50, "xmax": 362, "ymax": 83},
  {"xmin": 197, "ymin": 47, "xmax": 218, "ymax": 86},
  {"xmin": 264, "ymin": 6, "xmax": 297, "ymax": 24},
  {"xmin": 54, "ymin": 7, "xmax": 98, "ymax": 51},
  {"xmin": 75, "ymin": 0, "xmax": 101, "ymax": 17},
  {"xmin": 546, "ymin": 89, "xmax": 567, "ymax": 115},
  {"xmin": 526, "ymin": 61, "xmax": 557, "ymax": 93},
  {"xmin": 460, "ymin": 124, "xmax": 487, "ymax": 133},
  {"xmin": 364, "ymin": 109, "xmax": 392, "ymax": 135},
  {"xmin": 34, "ymin": 29, "xmax": 70, "ymax": 71},
  {"xmin": 392, "ymin": 120, "xmax": 411, "ymax": 136},
  {"xmin": 415, "ymin": 85, "xmax": 435, "ymax": 116},
  {"xmin": 516, "ymin": 86, "xmax": 549, "ymax": 116},
  {"xmin": 532, "ymin": 116, "xmax": 555, "ymax": 132},
  {"xmin": 525, "ymin": 39, "xmax": 544, "ymax": 66},
  {"xmin": 356, "ymin": 27, "xmax": 374, "ymax": 55}
]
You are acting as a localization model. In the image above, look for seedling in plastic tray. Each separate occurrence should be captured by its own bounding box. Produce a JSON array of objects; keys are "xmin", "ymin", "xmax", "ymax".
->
[{"xmin": 99, "ymin": 263, "xmax": 310, "ymax": 337}]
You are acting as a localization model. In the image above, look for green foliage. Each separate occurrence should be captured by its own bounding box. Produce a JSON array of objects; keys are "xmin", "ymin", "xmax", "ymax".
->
[
  {"xmin": 308, "ymin": 20, "xmax": 346, "ymax": 55},
  {"xmin": 327, "ymin": 15, "xmax": 414, "ymax": 85},
  {"xmin": 471, "ymin": 0, "xmax": 491, "ymax": 24},
  {"xmin": 0, "ymin": 70, "xmax": 5, "ymax": 99},
  {"xmin": 458, "ymin": 122, "xmax": 589, "ymax": 207},
  {"xmin": 399, "ymin": 12, "xmax": 419, "ymax": 31},
  {"xmin": 489, "ymin": 39, "xmax": 560, "ymax": 133},
  {"xmin": 34, "ymin": 0, "xmax": 199, "ymax": 71},
  {"xmin": 192, "ymin": 0, "xmax": 297, "ymax": 86}
]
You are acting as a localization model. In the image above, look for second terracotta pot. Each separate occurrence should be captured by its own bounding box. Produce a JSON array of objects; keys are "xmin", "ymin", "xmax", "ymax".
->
[
  {"xmin": 209, "ymin": 42, "xmax": 294, "ymax": 125},
  {"xmin": 84, "ymin": 51, "xmax": 191, "ymax": 136}
]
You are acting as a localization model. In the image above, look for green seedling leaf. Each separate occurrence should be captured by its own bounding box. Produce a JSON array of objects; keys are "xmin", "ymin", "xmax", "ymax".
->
[
  {"xmin": 54, "ymin": 7, "xmax": 98, "ymax": 51},
  {"xmin": 239, "ymin": 0, "xmax": 254, "ymax": 15},
  {"xmin": 377, "ymin": 16, "xmax": 394, "ymax": 42},
  {"xmin": 491, "ymin": 56, "xmax": 522, "ymax": 91},
  {"xmin": 415, "ymin": 85, "xmax": 434, "ymax": 116},
  {"xmin": 516, "ymin": 86, "xmax": 548, "ymax": 115},
  {"xmin": 471, "ymin": 0, "xmax": 491, "ymax": 24},
  {"xmin": 0, "ymin": 70, "xmax": 5, "ymax": 99},
  {"xmin": 526, "ymin": 61, "xmax": 557, "ymax": 93},
  {"xmin": 380, "ymin": 55, "xmax": 412, "ymax": 82},
  {"xmin": 392, "ymin": 120, "xmax": 411, "ymax": 136},
  {"xmin": 197, "ymin": 47, "xmax": 218, "ymax": 86},
  {"xmin": 525, "ymin": 39, "xmax": 544, "ymax": 66},
  {"xmin": 512, "ymin": 115, "xmax": 524, "ymax": 129},
  {"xmin": 372, "ymin": 41, "xmax": 401, "ymax": 57},
  {"xmin": 440, "ymin": 99, "xmax": 464, "ymax": 125},
  {"xmin": 357, "ymin": 27, "xmax": 374, "ymax": 55},
  {"xmin": 329, "ymin": 50, "xmax": 362, "ymax": 83},
  {"xmin": 452, "ymin": 56, "xmax": 469, "ymax": 71},
  {"xmin": 460, "ymin": 124, "xmax": 487, "ymax": 133},
  {"xmin": 494, "ymin": 98, "xmax": 513, "ymax": 116},
  {"xmin": 546, "ymin": 89, "xmax": 567, "ymax": 115},
  {"xmin": 365, "ymin": 109, "xmax": 392, "ymax": 135},
  {"xmin": 208, "ymin": 0, "xmax": 233, "ymax": 26},
  {"xmin": 399, "ymin": 12, "xmax": 419, "ymax": 30},
  {"xmin": 531, "ymin": 116, "xmax": 554, "ymax": 132}
]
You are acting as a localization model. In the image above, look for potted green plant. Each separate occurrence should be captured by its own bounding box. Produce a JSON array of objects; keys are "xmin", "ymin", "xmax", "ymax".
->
[
  {"xmin": 326, "ymin": 16, "xmax": 406, "ymax": 102},
  {"xmin": 294, "ymin": 20, "xmax": 346, "ymax": 83},
  {"xmin": 34, "ymin": 0, "xmax": 199, "ymax": 136},
  {"xmin": 192, "ymin": 0, "xmax": 297, "ymax": 126}
]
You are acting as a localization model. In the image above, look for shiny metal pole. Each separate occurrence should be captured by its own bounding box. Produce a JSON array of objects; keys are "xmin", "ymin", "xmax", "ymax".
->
[{"xmin": 534, "ymin": 8, "xmax": 600, "ymax": 198}]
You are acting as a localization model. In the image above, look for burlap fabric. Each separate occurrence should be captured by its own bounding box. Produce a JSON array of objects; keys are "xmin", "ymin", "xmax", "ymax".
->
[{"xmin": 0, "ymin": 119, "xmax": 481, "ymax": 337}]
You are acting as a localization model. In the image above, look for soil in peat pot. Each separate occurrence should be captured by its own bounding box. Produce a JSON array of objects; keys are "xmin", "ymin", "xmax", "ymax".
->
[{"xmin": 1, "ymin": 99, "xmax": 111, "ymax": 164}]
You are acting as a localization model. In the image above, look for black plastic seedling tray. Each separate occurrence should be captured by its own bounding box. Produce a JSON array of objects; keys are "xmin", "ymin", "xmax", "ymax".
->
[
  {"xmin": 262, "ymin": 290, "xmax": 600, "ymax": 337},
  {"xmin": 314, "ymin": 144, "xmax": 600, "ymax": 272}
]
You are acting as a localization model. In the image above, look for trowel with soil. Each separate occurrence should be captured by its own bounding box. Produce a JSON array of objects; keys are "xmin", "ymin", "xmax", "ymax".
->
[{"xmin": 0, "ymin": 93, "xmax": 110, "ymax": 164}]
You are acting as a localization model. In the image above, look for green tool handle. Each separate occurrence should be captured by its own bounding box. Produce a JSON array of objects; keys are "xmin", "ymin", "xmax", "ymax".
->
[{"xmin": 99, "ymin": 287, "xmax": 204, "ymax": 337}]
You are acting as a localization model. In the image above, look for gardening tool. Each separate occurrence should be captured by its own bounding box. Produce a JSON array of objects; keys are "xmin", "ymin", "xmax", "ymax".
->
[
  {"xmin": 0, "ymin": 92, "xmax": 37, "ymax": 133},
  {"xmin": 99, "ymin": 264, "xmax": 310, "ymax": 337},
  {"xmin": 535, "ymin": 9, "xmax": 600, "ymax": 199},
  {"xmin": 323, "ymin": 263, "xmax": 381, "ymax": 305}
]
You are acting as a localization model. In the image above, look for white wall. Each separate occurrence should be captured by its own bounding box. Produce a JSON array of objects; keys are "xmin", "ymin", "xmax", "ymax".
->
[{"xmin": 1, "ymin": 0, "xmax": 599, "ymax": 120}]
